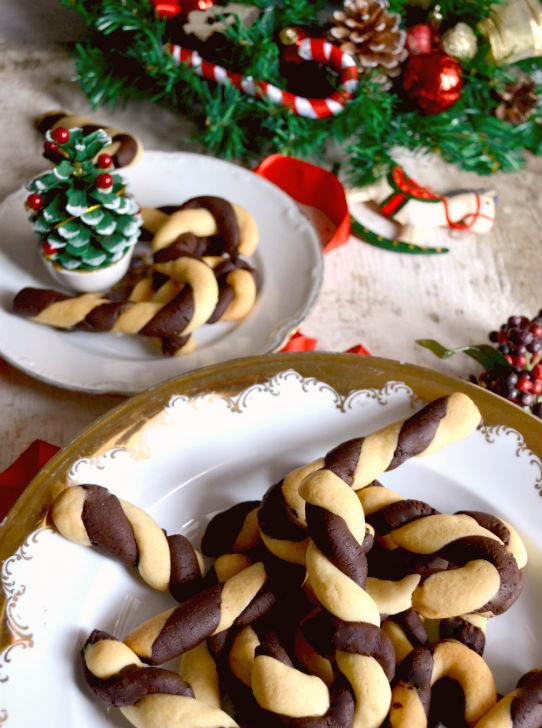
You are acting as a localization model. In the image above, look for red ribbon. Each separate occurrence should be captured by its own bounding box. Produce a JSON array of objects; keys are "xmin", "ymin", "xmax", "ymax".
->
[
  {"xmin": 254, "ymin": 155, "xmax": 350, "ymax": 254},
  {"xmin": 280, "ymin": 332, "xmax": 318, "ymax": 352},
  {"xmin": 280, "ymin": 333, "xmax": 371, "ymax": 356},
  {"xmin": 0, "ymin": 440, "xmax": 59, "ymax": 520}
]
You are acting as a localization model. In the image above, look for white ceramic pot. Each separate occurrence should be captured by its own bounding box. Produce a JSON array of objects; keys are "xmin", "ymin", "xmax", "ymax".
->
[{"xmin": 40, "ymin": 248, "xmax": 134, "ymax": 293}]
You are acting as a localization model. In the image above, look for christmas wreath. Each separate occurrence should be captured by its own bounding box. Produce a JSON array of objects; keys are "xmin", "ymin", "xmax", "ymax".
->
[{"xmin": 63, "ymin": 0, "xmax": 541, "ymax": 185}]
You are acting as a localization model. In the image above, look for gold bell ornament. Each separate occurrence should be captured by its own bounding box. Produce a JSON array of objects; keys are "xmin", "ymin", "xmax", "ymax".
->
[{"xmin": 478, "ymin": 0, "xmax": 542, "ymax": 63}]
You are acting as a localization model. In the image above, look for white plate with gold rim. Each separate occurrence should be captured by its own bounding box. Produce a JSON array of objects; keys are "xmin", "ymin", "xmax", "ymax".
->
[
  {"xmin": 0, "ymin": 152, "xmax": 323, "ymax": 394},
  {"xmin": 0, "ymin": 354, "xmax": 540, "ymax": 726}
]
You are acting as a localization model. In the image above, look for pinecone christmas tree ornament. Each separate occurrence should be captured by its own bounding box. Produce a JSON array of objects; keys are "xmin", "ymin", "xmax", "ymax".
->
[
  {"xmin": 494, "ymin": 74, "xmax": 538, "ymax": 125},
  {"xmin": 27, "ymin": 127, "xmax": 143, "ymax": 292},
  {"xmin": 327, "ymin": 0, "xmax": 408, "ymax": 88}
]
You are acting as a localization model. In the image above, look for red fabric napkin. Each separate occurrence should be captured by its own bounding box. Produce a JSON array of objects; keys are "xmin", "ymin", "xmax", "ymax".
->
[
  {"xmin": 0, "ymin": 439, "xmax": 59, "ymax": 520},
  {"xmin": 254, "ymin": 154, "xmax": 350, "ymax": 254}
]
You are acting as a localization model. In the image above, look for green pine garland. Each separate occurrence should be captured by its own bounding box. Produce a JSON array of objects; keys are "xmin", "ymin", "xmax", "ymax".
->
[
  {"xmin": 62, "ymin": 0, "xmax": 541, "ymax": 185},
  {"xmin": 28, "ymin": 128, "xmax": 142, "ymax": 270}
]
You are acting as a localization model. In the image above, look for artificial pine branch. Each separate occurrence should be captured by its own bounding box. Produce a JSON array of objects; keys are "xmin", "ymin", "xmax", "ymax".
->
[{"xmin": 61, "ymin": 0, "xmax": 542, "ymax": 185}]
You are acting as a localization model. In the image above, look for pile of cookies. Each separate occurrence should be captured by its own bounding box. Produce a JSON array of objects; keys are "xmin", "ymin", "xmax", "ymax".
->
[
  {"xmin": 13, "ymin": 194, "xmax": 260, "ymax": 357},
  {"xmin": 50, "ymin": 392, "xmax": 541, "ymax": 727}
]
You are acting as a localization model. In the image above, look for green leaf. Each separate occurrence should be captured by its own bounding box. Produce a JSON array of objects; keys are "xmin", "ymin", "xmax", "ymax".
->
[{"xmin": 416, "ymin": 340, "xmax": 513, "ymax": 372}]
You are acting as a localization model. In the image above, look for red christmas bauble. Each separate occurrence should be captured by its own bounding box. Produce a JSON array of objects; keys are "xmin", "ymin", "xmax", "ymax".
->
[
  {"xmin": 151, "ymin": 1, "xmax": 181, "ymax": 18},
  {"xmin": 42, "ymin": 240, "xmax": 57, "ymax": 256},
  {"xmin": 96, "ymin": 173, "xmax": 113, "ymax": 189},
  {"xmin": 43, "ymin": 141, "xmax": 59, "ymax": 155},
  {"xmin": 51, "ymin": 127, "xmax": 70, "ymax": 144},
  {"xmin": 151, "ymin": 0, "xmax": 213, "ymax": 18},
  {"xmin": 402, "ymin": 51, "xmax": 463, "ymax": 114},
  {"xmin": 406, "ymin": 24, "xmax": 434, "ymax": 55},
  {"xmin": 26, "ymin": 193, "xmax": 44, "ymax": 211},
  {"xmin": 96, "ymin": 153, "xmax": 113, "ymax": 169},
  {"xmin": 181, "ymin": 0, "xmax": 214, "ymax": 12}
]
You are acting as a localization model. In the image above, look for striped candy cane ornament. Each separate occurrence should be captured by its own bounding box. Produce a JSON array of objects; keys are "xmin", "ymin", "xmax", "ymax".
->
[{"xmin": 165, "ymin": 38, "xmax": 359, "ymax": 119}]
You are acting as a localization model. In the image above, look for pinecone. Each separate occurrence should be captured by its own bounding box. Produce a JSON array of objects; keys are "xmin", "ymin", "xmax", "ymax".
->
[
  {"xmin": 327, "ymin": 0, "xmax": 408, "ymax": 88},
  {"xmin": 494, "ymin": 74, "xmax": 538, "ymax": 125}
]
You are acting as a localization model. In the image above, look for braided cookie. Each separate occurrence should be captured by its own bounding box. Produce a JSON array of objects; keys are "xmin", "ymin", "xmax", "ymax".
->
[
  {"xmin": 82, "ymin": 630, "xmax": 238, "ymax": 728},
  {"xmin": 160, "ymin": 257, "xmax": 259, "ymax": 356},
  {"xmin": 388, "ymin": 640, "xmax": 497, "ymax": 728},
  {"xmin": 299, "ymin": 468, "xmax": 395, "ymax": 728},
  {"xmin": 473, "ymin": 669, "xmax": 542, "ymax": 728},
  {"xmin": 123, "ymin": 559, "xmax": 303, "ymax": 664},
  {"xmin": 13, "ymin": 256, "xmax": 218, "ymax": 338},
  {"xmin": 50, "ymin": 484, "xmax": 204, "ymax": 601},
  {"xmin": 149, "ymin": 196, "xmax": 259, "ymax": 260},
  {"xmin": 358, "ymin": 484, "xmax": 525, "ymax": 619},
  {"xmin": 37, "ymin": 110, "xmax": 143, "ymax": 168},
  {"xmin": 258, "ymin": 394, "xmax": 481, "ymax": 564}
]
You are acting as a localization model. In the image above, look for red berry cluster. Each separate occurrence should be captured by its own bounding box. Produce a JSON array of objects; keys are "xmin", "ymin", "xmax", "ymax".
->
[{"xmin": 482, "ymin": 312, "xmax": 542, "ymax": 417}]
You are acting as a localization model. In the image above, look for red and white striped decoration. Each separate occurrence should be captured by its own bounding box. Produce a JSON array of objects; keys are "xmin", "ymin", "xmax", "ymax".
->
[{"xmin": 165, "ymin": 38, "xmax": 359, "ymax": 119}]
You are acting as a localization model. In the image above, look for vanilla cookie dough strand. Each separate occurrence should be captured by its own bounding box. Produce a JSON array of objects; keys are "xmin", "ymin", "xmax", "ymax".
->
[
  {"xmin": 388, "ymin": 641, "xmax": 497, "ymax": 728},
  {"xmin": 123, "ymin": 560, "xmax": 302, "ymax": 665},
  {"xmin": 36, "ymin": 110, "xmax": 143, "ymax": 168},
  {"xmin": 51, "ymin": 484, "xmax": 203, "ymax": 600},
  {"xmin": 474, "ymin": 669, "xmax": 542, "ymax": 728},
  {"xmin": 300, "ymin": 469, "xmax": 395, "ymax": 728},
  {"xmin": 82, "ymin": 630, "xmax": 238, "ymax": 728}
]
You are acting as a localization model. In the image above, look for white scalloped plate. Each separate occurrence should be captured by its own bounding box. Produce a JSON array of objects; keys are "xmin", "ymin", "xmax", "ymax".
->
[
  {"xmin": 0, "ymin": 356, "xmax": 540, "ymax": 726},
  {"xmin": 0, "ymin": 152, "xmax": 323, "ymax": 394}
]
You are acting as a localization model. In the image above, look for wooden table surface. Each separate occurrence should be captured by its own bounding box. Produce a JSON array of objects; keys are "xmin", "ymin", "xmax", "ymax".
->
[{"xmin": 0, "ymin": 16, "xmax": 541, "ymax": 473}]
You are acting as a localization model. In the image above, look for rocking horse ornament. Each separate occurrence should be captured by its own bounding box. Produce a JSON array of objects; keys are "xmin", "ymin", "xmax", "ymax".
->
[{"xmin": 348, "ymin": 165, "xmax": 498, "ymax": 254}]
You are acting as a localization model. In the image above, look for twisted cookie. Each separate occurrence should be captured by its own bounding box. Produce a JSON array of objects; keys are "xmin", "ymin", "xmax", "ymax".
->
[
  {"xmin": 258, "ymin": 393, "xmax": 482, "ymax": 564},
  {"xmin": 299, "ymin": 468, "xmax": 395, "ymax": 728},
  {"xmin": 359, "ymin": 484, "xmax": 525, "ymax": 618},
  {"xmin": 37, "ymin": 110, "xmax": 143, "ymax": 168},
  {"xmin": 388, "ymin": 640, "xmax": 497, "ymax": 727},
  {"xmin": 82, "ymin": 630, "xmax": 238, "ymax": 727},
  {"xmin": 146, "ymin": 196, "xmax": 259, "ymax": 260},
  {"xmin": 51, "ymin": 484, "xmax": 204, "ymax": 601},
  {"xmin": 123, "ymin": 559, "xmax": 303, "ymax": 664},
  {"xmin": 473, "ymin": 669, "xmax": 542, "ymax": 728}
]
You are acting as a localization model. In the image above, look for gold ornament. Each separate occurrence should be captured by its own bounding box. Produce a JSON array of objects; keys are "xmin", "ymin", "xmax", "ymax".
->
[
  {"xmin": 279, "ymin": 27, "xmax": 299, "ymax": 46},
  {"xmin": 441, "ymin": 22, "xmax": 478, "ymax": 60},
  {"xmin": 478, "ymin": 0, "xmax": 542, "ymax": 64}
]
